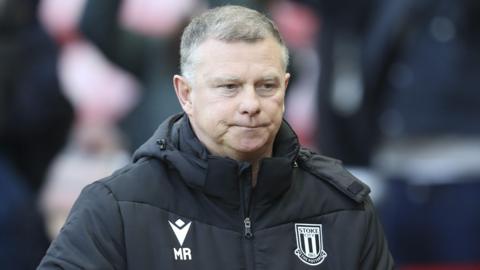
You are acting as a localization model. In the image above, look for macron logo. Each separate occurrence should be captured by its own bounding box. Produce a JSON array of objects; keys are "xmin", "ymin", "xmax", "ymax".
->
[
  {"xmin": 169, "ymin": 219, "xmax": 191, "ymax": 246},
  {"xmin": 169, "ymin": 219, "xmax": 192, "ymax": 261}
]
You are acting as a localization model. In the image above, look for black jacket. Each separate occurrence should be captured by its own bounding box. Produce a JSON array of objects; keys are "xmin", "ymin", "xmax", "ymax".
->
[{"xmin": 38, "ymin": 113, "xmax": 394, "ymax": 269}]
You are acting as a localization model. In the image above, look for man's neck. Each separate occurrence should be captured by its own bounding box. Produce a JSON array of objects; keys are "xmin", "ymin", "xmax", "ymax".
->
[
  {"xmin": 226, "ymin": 149, "xmax": 271, "ymax": 187},
  {"xmin": 251, "ymin": 161, "xmax": 260, "ymax": 187}
]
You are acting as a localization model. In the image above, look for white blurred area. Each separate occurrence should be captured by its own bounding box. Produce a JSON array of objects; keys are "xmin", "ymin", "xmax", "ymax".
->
[
  {"xmin": 119, "ymin": 0, "xmax": 202, "ymax": 36},
  {"xmin": 39, "ymin": 39, "xmax": 140, "ymax": 239},
  {"xmin": 37, "ymin": 0, "xmax": 139, "ymax": 239},
  {"xmin": 40, "ymin": 125, "xmax": 131, "ymax": 239}
]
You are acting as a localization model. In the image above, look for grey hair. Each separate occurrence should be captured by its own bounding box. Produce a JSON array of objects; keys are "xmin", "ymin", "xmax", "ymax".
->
[{"xmin": 180, "ymin": 5, "xmax": 289, "ymax": 81}]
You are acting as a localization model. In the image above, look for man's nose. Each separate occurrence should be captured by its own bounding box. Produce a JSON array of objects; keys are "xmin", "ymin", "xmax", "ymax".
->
[{"xmin": 238, "ymin": 86, "xmax": 261, "ymax": 115}]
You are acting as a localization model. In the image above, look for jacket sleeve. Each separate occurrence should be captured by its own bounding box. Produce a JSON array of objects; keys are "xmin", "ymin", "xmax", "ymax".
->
[
  {"xmin": 37, "ymin": 182, "xmax": 126, "ymax": 269},
  {"xmin": 360, "ymin": 198, "xmax": 395, "ymax": 270}
]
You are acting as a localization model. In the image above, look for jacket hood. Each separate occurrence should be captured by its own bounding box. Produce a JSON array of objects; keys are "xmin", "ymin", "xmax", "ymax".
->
[{"xmin": 133, "ymin": 113, "xmax": 300, "ymax": 205}]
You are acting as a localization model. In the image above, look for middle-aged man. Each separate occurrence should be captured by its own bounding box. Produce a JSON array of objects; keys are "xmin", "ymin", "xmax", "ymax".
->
[{"xmin": 38, "ymin": 5, "xmax": 394, "ymax": 269}]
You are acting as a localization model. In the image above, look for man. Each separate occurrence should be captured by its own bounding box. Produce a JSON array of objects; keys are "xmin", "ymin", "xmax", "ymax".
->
[{"xmin": 38, "ymin": 5, "xmax": 393, "ymax": 269}]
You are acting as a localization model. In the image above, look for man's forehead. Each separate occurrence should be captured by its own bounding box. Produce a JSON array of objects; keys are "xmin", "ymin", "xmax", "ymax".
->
[{"xmin": 190, "ymin": 37, "xmax": 286, "ymax": 82}]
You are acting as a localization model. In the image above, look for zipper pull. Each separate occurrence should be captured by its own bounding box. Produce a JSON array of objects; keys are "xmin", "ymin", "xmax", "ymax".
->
[{"xmin": 244, "ymin": 217, "xmax": 253, "ymax": 239}]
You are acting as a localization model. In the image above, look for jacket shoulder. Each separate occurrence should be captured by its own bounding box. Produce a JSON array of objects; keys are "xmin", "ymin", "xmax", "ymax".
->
[
  {"xmin": 98, "ymin": 157, "xmax": 174, "ymax": 205},
  {"xmin": 297, "ymin": 148, "xmax": 371, "ymax": 203}
]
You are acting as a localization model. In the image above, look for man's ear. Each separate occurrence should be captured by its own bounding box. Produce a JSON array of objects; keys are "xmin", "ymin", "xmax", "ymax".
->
[
  {"xmin": 284, "ymin": 72, "xmax": 291, "ymax": 89},
  {"xmin": 173, "ymin": 75, "xmax": 193, "ymax": 115},
  {"xmin": 282, "ymin": 73, "xmax": 291, "ymax": 113}
]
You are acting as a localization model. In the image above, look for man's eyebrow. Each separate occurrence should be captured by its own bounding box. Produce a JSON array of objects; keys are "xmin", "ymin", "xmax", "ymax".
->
[
  {"xmin": 259, "ymin": 75, "xmax": 281, "ymax": 82},
  {"xmin": 208, "ymin": 76, "xmax": 242, "ymax": 84}
]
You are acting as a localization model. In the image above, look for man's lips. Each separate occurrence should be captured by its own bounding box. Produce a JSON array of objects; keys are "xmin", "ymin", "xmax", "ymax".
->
[{"xmin": 232, "ymin": 123, "xmax": 269, "ymax": 128}]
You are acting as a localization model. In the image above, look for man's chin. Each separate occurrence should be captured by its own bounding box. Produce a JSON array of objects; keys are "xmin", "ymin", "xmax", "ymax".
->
[{"xmin": 229, "ymin": 140, "xmax": 270, "ymax": 158}]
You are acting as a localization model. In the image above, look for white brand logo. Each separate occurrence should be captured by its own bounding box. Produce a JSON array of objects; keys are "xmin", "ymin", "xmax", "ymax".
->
[
  {"xmin": 294, "ymin": 223, "xmax": 327, "ymax": 266},
  {"xmin": 169, "ymin": 219, "xmax": 192, "ymax": 261}
]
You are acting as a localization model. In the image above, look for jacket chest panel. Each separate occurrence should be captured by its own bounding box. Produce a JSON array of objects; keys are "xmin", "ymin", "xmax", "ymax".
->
[{"xmin": 118, "ymin": 201, "xmax": 364, "ymax": 269}]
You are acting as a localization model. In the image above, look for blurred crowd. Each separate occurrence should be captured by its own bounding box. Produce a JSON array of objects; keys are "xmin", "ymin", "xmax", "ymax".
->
[{"xmin": 1, "ymin": 0, "xmax": 480, "ymax": 269}]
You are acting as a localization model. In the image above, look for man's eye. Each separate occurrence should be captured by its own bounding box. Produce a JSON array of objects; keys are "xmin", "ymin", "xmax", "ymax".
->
[
  {"xmin": 257, "ymin": 83, "xmax": 277, "ymax": 95},
  {"xmin": 216, "ymin": 84, "xmax": 239, "ymax": 95},
  {"xmin": 222, "ymin": 84, "xmax": 237, "ymax": 90}
]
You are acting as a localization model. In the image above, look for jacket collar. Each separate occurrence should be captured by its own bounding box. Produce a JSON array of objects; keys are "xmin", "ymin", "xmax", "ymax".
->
[{"xmin": 133, "ymin": 113, "xmax": 300, "ymax": 206}]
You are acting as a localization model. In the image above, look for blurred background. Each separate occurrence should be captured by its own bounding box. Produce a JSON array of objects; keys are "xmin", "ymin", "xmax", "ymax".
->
[{"xmin": 1, "ymin": 0, "xmax": 479, "ymax": 269}]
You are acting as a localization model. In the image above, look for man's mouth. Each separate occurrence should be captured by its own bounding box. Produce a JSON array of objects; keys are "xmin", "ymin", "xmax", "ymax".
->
[{"xmin": 234, "ymin": 124, "xmax": 268, "ymax": 128}]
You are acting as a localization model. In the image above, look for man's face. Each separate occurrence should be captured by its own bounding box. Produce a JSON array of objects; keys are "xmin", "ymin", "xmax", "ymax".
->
[{"xmin": 174, "ymin": 37, "xmax": 290, "ymax": 161}]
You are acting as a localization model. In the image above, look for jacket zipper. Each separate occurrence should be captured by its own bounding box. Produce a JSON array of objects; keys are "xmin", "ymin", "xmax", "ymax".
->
[
  {"xmin": 240, "ymin": 166, "xmax": 255, "ymax": 269},
  {"xmin": 241, "ymin": 167, "xmax": 255, "ymax": 239},
  {"xmin": 244, "ymin": 217, "xmax": 253, "ymax": 238}
]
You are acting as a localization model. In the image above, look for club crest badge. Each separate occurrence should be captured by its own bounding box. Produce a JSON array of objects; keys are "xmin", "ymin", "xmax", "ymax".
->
[{"xmin": 294, "ymin": 223, "xmax": 327, "ymax": 266}]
